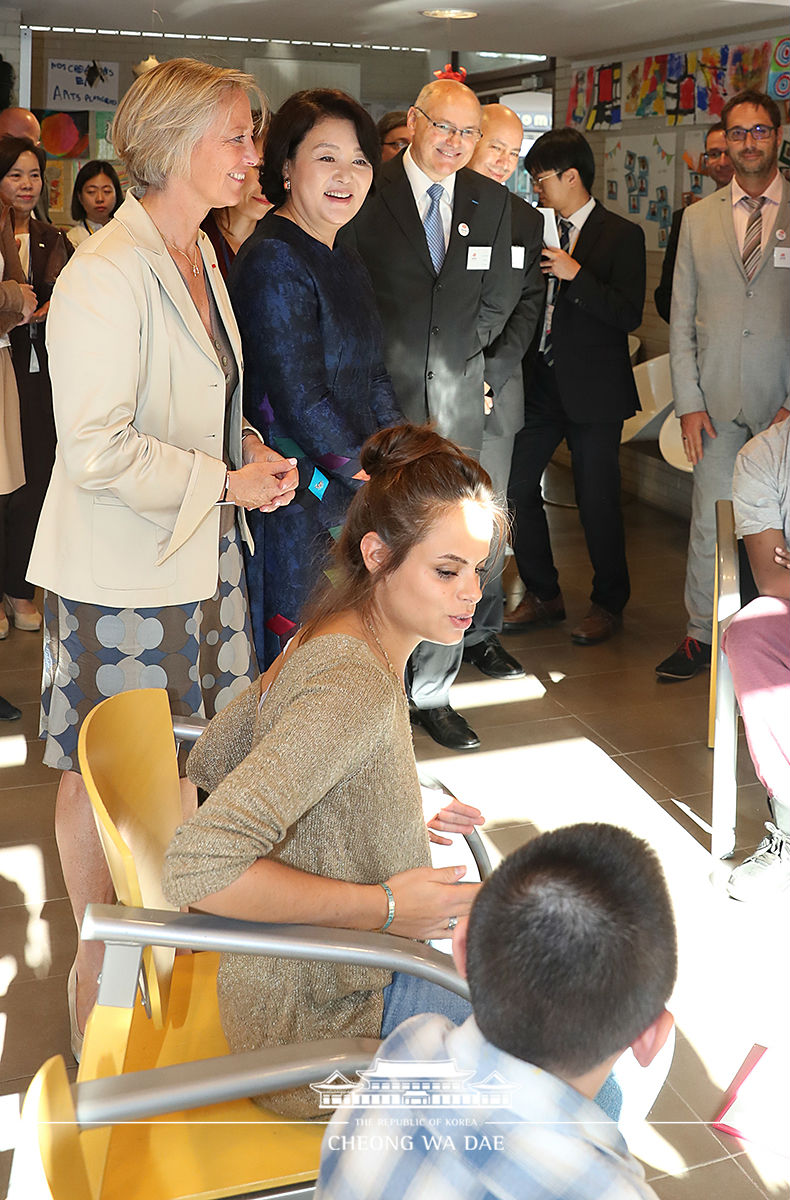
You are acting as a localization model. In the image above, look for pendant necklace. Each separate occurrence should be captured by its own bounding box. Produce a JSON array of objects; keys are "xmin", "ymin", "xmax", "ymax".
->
[{"xmin": 163, "ymin": 234, "xmax": 201, "ymax": 277}]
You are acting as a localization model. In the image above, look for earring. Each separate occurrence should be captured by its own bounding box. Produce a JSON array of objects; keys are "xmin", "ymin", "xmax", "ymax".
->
[{"xmin": 284, "ymin": 178, "xmax": 291, "ymax": 191}]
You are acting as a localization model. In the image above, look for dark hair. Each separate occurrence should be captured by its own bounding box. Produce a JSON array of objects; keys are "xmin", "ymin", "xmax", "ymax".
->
[
  {"xmin": 377, "ymin": 110, "xmax": 409, "ymax": 142},
  {"xmin": 71, "ymin": 159, "xmax": 124, "ymax": 222},
  {"xmin": 0, "ymin": 134, "xmax": 46, "ymax": 184},
  {"xmin": 706, "ymin": 120, "xmax": 726, "ymax": 138},
  {"xmin": 465, "ymin": 823, "xmax": 678, "ymax": 1076},
  {"xmin": 525, "ymin": 127, "xmax": 595, "ymax": 193},
  {"xmin": 261, "ymin": 88, "xmax": 380, "ymax": 208},
  {"xmin": 721, "ymin": 89, "xmax": 781, "ymax": 130},
  {"xmin": 301, "ymin": 424, "xmax": 508, "ymax": 635}
]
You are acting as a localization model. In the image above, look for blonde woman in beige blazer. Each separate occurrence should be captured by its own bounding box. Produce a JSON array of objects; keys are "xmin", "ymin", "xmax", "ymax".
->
[{"xmin": 27, "ymin": 59, "xmax": 298, "ymax": 1057}]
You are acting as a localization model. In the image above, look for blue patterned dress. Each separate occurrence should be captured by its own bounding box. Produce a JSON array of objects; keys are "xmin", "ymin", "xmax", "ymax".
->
[{"xmin": 229, "ymin": 214, "xmax": 401, "ymax": 668}]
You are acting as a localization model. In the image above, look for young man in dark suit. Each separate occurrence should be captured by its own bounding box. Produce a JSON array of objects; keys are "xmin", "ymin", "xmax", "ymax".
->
[
  {"xmin": 463, "ymin": 104, "xmax": 545, "ymax": 681},
  {"xmin": 341, "ymin": 80, "xmax": 513, "ymax": 750},
  {"xmin": 504, "ymin": 128, "xmax": 645, "ymax": 646}
]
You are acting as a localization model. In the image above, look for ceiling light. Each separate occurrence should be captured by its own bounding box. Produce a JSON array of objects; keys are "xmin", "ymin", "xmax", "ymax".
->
[{"xmin": 421, "ymin": 9, "xmax": 478, "ymax": 18}]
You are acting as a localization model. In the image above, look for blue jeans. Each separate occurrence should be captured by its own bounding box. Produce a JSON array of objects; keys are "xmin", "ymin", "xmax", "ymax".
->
[{"xmin": 379, "ymin": 970, "xmax": 622, "ymax": 1122}]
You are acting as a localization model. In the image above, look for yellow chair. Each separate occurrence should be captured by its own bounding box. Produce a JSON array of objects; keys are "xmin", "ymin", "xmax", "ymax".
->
[{"xmin": 15, "ymin": 688, "xmax": 469, "ymax": 1200}]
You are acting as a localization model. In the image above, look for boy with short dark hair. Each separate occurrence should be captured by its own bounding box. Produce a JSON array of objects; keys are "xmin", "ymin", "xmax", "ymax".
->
[{"xmin": 317, "ymin": 823, "xmax": 677, "ymax": 1200}]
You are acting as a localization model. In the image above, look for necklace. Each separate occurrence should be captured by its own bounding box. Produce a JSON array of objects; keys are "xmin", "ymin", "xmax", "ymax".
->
[
  {"xmin": 162, "ymin": 234, "xmax": 201, "ymax": 277},
  {"xmin": 365, "ymin": 619, "xmax": 400, "ymax": 682}
]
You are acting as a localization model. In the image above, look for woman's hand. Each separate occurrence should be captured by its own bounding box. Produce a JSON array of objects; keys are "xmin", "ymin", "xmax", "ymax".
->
[
  {"xmin": 227, "ymin": 444, "xmax": 298, "ymax": 512},
  {"xmin": 426, "ymin": 797, "xmax": 484, "ymax": 847},
  {"xmin": 17, "ymin": 283, "xmax": 38, "ymax": 325},
  {"xmin": 384, "ymin": 864, "xmax": 480, "ymax": 939}
]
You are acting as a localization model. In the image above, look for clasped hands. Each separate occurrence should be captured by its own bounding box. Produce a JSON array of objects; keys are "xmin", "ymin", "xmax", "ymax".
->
[{"xmin": 227, "ymin": 436, "xmax": 299, "ymax": 513}]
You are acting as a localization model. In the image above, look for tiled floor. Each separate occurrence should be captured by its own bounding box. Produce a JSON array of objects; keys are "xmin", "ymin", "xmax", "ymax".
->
[{"xmin": 1, "ymin": 486, "xmax": 788, "ymax": 1198}]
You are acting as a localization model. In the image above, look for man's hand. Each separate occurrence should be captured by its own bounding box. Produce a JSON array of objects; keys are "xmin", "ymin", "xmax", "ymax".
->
[
  {"xmin": 540, "ymin": 246, "xmax": 580, "ymax": 281},
  {"xmin": 769, "ymin": 406, "xmax": 790, "ymax": 427},
  {"xmin": 680, "ymin": 410, "xmax": 716, "ymax": 465}
]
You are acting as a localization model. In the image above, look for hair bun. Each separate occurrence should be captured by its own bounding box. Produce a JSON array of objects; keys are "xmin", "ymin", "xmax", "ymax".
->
[{"xmin": 360, "ymin": 423, "xmax": 455, "ymax": 479}]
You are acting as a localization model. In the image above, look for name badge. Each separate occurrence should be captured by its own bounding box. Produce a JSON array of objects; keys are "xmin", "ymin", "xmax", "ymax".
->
[
  {"xmin": 511, "ymin": 245, "xmax": 525, "ymax": 269},
  {"xmin": 774, "ymin": 246, "xmax": 790, "ymax": 268},
  {"xmin": 467, "ymin": 245, "xmax": 492, "ymax": 270}
]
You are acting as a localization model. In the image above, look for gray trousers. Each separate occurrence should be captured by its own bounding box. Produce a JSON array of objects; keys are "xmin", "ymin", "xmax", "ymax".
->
[
  {"xmin": 409, "ymin": 429, "xmax": 515, "ymax": 709},
  {"xmin": 685, "ymin": 412, "xmax": 769, "ymax": 642}
]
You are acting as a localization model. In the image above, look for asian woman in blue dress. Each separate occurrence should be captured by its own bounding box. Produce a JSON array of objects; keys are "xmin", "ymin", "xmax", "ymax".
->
[{"xmin": 229, "ymin": 89, "xmax": 401, "ymax": 668}]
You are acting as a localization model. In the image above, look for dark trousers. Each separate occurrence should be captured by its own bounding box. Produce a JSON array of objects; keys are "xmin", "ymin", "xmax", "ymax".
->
[{"xmin": 508, "ymin": 359, "xmax": 630, "ymax": 615}]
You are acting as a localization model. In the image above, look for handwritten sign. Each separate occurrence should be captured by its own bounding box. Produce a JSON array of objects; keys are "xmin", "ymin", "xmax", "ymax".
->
[{"xmin": 47, "ymin": 59, "xmax": 118, "ymax": 111}]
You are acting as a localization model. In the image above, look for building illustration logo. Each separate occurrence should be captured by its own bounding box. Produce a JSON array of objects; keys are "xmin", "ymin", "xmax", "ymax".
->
[{"xmin": 310, "ymin": 1058, "xmax": 514, "ymax": 1109}]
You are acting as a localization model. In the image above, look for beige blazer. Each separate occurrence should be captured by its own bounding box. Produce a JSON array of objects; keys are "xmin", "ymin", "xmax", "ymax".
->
[
  {"xmin": 0, "ymin": 204, "xmax": 26, "ymax": 495},
  {"xmin": 670, "ymin": 174, "xmax": 790, "ymax": 426},
  {"xmin": 28, "ymin": 192, "xmax": 253, "ymax": 607}
]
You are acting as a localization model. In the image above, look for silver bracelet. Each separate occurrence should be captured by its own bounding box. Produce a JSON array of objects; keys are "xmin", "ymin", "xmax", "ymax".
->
[{"xmin": 378, "ymin": 882, "xmax": 395, "ymax": 932}]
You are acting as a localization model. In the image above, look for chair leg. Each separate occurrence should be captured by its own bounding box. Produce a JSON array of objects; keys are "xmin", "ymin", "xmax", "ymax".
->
[{"xmin": 711, "ymin": 648, "xmax": 737, "ymax": 860}]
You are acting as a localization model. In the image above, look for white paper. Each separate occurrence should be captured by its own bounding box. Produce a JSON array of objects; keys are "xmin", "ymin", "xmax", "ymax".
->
[
  {"xmin": 538, "ymin": 207, "xmax": 560, "ymax": 248},
  {"xmin": 467, "ymin": 246, "xmax": 492, "ymax": 270},
  {"xmin": 774, "ymin": 247, "xmax": 790, "ymax": 268},
  {"xmin": 511, "ymin": 245, "xmax": 525, "ymax": 269}
]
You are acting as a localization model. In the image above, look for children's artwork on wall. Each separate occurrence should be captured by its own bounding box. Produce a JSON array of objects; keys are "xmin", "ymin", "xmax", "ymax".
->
[
  {"xmin": 95, "ymin": 111, "xmax": 114, "ymax": 159},
  {"xmin": 585, "ymin": 62, "xmax": 622, "ymax": 129},
  {"xmin": 605, "ymin": 132, "xmax": 676, "ymax": 250},
  {"xmin": 34, "ymin": 109, "xmax": 89, "ymax": 158},
  {"xmin": 768, "ymin": 37, "xmax": 790, "ymax": 103},
  {"xmin": 665, "ymin": 51, "xmax": 697, "ymax": 125},
  {"xmin": 623, "ymin": 55, "xmax": 667, "ymax": 119},
  {"xmin": 696, "ymin": 41, "xmax": 771, "ymax": 122},
  {"xmin": 566, "ymin": 67, "xmax": 593, "ymax": 128}
]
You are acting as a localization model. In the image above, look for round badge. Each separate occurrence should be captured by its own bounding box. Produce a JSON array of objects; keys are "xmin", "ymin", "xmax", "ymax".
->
[
  {"xmin": 458, "ymin": 222, "xmax": 469, "ymax": 237},
  {"xmin": 776, "ymin": 228, "xmax": 786, "ymax": 241}
]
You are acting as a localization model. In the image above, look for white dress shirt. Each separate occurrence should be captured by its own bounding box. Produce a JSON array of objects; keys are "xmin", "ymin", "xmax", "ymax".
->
[
  {"xmin": 402, "ymin": 146, "xmax": 456, "ymax": 251},
  {"xmin": 562, "ymin": 195, "xmax": 596, "ymax": 255},
  {"xmin": 731, "ymin": 171, "xmax": 782, "ymax": 253}
]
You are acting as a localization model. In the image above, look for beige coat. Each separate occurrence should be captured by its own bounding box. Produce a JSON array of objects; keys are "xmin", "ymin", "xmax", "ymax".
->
[
  {"xmin": 0, "ymin": 204, "xmax": 26, "ymax": 495},
  {"xmin": 28, "ymin": 191, "xmax": 253, "ymax": 606}
]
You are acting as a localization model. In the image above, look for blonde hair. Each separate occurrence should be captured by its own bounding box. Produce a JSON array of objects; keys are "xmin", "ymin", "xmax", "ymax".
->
[{"xmin": 112, "ymin": 57, "xmax": 266, "ymax": 189}]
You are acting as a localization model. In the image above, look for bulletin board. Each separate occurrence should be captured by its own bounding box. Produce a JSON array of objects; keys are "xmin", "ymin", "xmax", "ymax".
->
[{"xmin": 604, "ymin": 132, "xmax": 677, "ymax": 251}]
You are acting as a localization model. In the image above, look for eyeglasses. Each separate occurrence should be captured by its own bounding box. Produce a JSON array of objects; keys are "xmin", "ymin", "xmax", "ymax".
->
[
  {"xmin": 413, "ymin": 105, "xmax": 482, "ymax": 142},
  {"xmin": 725, "ymin": 124, "xmax": 777, "ymax": 143},
  {"xmin": 531, "ymin": 169, "xmax": 563, "ymax": 186},
  {"xmin": 702, "ymin": 149, "xmax": 728, "ymax": 161},
  {"xmin": 383, "ymin": 138, "xmax": 410, "ymax": 151}
]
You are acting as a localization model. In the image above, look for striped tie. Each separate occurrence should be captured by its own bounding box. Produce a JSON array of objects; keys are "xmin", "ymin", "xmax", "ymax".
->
[
  {"xmin": 541, "ymin": 217, "xmax": 573, "ymax": 367},
  {"xmin": 741, "ymin": 196, "xmax": 765, "ymax": 281},
  {"xmin": 423, "ymin": 182, "xmax": 446, "ymax": 274}
]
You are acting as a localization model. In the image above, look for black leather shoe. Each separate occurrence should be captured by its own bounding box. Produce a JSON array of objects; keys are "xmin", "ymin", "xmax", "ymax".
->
[
  {"xmin": 411, "ymin": 705, "xmax": 480, "ymax": 751},
  {"xmin": 0, "ymin": 694, "xmax": 21, "ymax": 721},
  {"xmin": 463, "ymin": 635, "xmax": 526, "ymax": 679}
]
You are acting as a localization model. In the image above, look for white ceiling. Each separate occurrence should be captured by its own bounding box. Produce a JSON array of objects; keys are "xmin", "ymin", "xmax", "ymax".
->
[{"xmin": 23, "ymin": 0, "xmax": 788, "ymax": 60}]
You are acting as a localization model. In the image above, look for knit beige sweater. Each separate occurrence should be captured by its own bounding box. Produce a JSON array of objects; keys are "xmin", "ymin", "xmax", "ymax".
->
[{"xmin": 162, "ymin": 633, "xmax": 431, "ymax": 1118}]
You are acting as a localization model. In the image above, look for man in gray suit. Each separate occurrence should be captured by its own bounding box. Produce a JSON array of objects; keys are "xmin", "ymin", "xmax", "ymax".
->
[
  {"xmin": 657, "ymin": 89, "xmax": 790, "ymax": 680},
  {"xmin": 463, "ymin": 104, "xmax": 545, "ymax": 681}
]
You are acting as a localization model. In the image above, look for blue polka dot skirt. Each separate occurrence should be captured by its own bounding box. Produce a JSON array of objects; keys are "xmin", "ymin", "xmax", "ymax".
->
[{"xmin": 39, "ymin": 524, "xmax": 258, "ymax": 772}]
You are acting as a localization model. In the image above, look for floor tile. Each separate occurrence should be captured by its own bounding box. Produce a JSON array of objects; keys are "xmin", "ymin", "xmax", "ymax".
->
[
  {"xmin": 632, "ymin": 1083, "xmax": 733, "ymax": 1182},
  {"xmin": 611, "ymin": 755, "xmax": 674, "ymax": 803},
  {"xmin": 546, "ymin": 667, "xmax": 710, "ymax": 717},
  {"xmin": 0, "ymin": 781, "xmax": 57, "ymax": 846},
  {"xmin": 579, "ymin": 694, "xmax": 712, "ymax": 755},
  {"xmin": 626, "ymin": 739, "xmax": 759, "ymax": 800},
  {"xmin": 0, "ymin": 972, "xmax": 71, "ymax": 1081}
]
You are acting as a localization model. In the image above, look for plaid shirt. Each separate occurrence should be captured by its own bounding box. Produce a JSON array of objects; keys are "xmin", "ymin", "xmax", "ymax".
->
[{"xmin": 316, "ymin": 1015, "xmax": 658, "ymax": 1200}]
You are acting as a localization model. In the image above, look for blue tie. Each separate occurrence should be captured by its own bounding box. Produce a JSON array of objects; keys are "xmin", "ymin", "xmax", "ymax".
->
[{"xmin": 423, "ymin": 182, "xmax": 446, "ymax": 274}]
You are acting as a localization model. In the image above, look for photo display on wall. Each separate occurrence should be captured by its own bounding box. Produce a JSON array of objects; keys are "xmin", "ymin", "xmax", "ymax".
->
[{"xmin": 604, "ymin": 133, "xmax": 676, "ymax": 251}]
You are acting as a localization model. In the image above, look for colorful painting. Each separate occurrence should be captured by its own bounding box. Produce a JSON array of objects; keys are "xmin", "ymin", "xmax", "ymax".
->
[
  {"xmin": 566, "ymin": 67, "xmax": 593, "ymax": 128},
  {"xmin": 623, "ymin": 55, "xmax": 667, "ymax": 119},
  {"xmin": 665, "ymin": 52, "xmax": 697, "ymax": 125},
  {"xmin": 585, "ymin": 63, "xmax": 622, "ymax": 130},
  {"xmin": 768, "ymin": 37, "xmax": 790, "ymax": 103},
  {"xmin": 34, "ymin": 109, "xmax": 89, "ymax": 158},
  {"xmin": 696, "ymin": 42, "xmax": 771, "ymax": 122}
]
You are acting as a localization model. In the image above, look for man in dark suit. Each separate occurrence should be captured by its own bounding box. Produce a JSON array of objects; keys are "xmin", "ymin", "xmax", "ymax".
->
[
  {"xmin": 653, "ymin": 123, "xmax": 733, "ymax": 323},
  {"xmin": 504, "ymin": 128, "xmax": 645, "ymax": 645},
  {"xmin": 342, "ymin": 79, "xmax": 512, "ymax": 750},
  {"xmin": 462, "ymin": 104, "xmax": 545, "ymax": 681}
]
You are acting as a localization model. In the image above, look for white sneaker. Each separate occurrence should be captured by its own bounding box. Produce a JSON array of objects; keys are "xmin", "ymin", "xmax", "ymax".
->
[{"xmin": 726, "ymin": 823, "xmax": 790, "ymax": 902}]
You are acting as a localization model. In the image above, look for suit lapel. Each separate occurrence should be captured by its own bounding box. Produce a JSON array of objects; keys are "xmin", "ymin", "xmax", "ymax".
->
[
  {"xmin": 717, "ymin": 185, "xmax": 748, "ymax": 282},
  {"xmin": 378, "ymin": 157, "xmax": 435, "ymax": 277},
  {"xmin": 444, "ymin": 169, "xmax": 479, "ymax": 276},
  {"xmin": 556, "ymin": 200, "xmax": 605, "ymax": 297},
  {"xmin": 749, "ymin": 174, "xmax": 790, "ymax": 285}
]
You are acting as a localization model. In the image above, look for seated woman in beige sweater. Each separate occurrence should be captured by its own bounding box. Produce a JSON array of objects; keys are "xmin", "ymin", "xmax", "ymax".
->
[{"xmin": 163, "ymin": 423, "xmax": 506, "ymax": 1116}]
